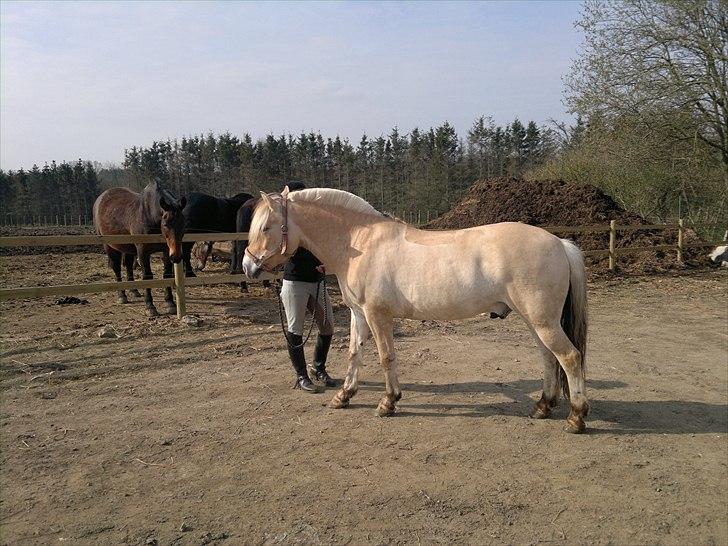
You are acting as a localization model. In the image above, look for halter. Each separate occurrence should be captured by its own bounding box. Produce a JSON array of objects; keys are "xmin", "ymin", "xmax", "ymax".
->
[{"xmin": 244, "ymin": 191, "xmax": 290, "ymax": 269}]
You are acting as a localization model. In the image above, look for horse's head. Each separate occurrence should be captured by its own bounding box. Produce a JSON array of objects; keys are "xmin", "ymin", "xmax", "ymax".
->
[
  {"xmin": 159, "ymin": 193, "xmax": 187, "ymax": 263},
  {"xmin": 242, "ymin": 188, "xmax": 298, "ymax": 278},
  {"xmin": 191, "ymin": 241, "xmax": 213, "ymax": 271}
]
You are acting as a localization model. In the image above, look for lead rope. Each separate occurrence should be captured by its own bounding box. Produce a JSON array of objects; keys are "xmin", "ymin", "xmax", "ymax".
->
[{"xmin": 276, "ymin": 276, "xmax": 327, "ymax": 349}]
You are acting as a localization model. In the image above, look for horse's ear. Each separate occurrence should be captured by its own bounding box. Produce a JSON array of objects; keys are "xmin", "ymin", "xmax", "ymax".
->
[
  {"xmin": 178, "ymin": 196, "xmax": 187, "ymax": 210},
  {"xmin": 159, "ymin": 196, "xmax": 171, "ymax": 211},
  {"xmin": 281, "ymin": 185, "xmax": 290, "ymax": 197},
  {"xmin": 723, "ymin": 230, "xmax": 727, "ymax": 242},
  {"xmin": 259, "ymin": 191, "xmax": 274, "ymax": 211}
]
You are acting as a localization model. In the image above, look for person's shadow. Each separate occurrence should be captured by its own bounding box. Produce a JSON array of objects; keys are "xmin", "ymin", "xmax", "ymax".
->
[{"xmin": 355, "ymin": 379, "xmax": 728, "ymax": 435}]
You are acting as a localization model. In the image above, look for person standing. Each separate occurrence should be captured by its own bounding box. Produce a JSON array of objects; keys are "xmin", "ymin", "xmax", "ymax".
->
[{"xmin": 280, "ymin": 181, "xmax": 338, "ymax": 392}]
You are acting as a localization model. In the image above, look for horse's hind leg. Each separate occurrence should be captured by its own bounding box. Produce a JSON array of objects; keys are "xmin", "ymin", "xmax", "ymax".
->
[
  {"xmin": 106, "ymin": 246, "xmax": 128, "ymax": 304},
  {"xmin": 530, "ymin": 334, "xmax": 561, "ymax": 419},
  {"xmin": 123, "ymin": 253, "xmax": 142, "ymax": 297},
  {"xmin": 531, "ymin": 323, "xmax": 589, "ymax": 433},
  {"xmin": 162, "ymin": 251, "xmax": 177, "ymax": 314},
  {"xmin": 330, "ymin": 309, "xmax": 370, "ymax": 409},
  {"xmin": 365, "ymin": 311, "xmax": 401, "ymax": 417}
]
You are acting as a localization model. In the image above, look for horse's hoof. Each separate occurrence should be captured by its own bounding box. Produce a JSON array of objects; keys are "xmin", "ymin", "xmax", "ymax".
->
[
  {"xmin": 376, "ymin": 398, "xmax": 396, "ymax": 417},
  {"xmin": 329, "ymin": 389, "xmax": 352, "ymax": 408},
  {"xmin": 117, "ymin": 295, "xmax": 129, "ymax": 304},
  {"xmin": 130, "ymin": 289, "xmax": 142, "ymax": 298},
  {"xmin": 376, "ymin": 405, "xmax": 396, "ymax": 417},
  {"xmin": 329, "ymin": 397, "xmax": 349, "ymax": 409},
  {"xmin": 146, "ymin": 307, "xmax": 159, "ymax": 317},
  {"xmin": 564, "ymin": 418, "xmax": 586, "ymax": 434},
  {"xmin": 530, "ymin": 407, "xmax": 551, "ymax": 419}
]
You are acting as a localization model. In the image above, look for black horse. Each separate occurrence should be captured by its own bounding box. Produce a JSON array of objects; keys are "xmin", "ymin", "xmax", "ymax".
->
[{"xmin": 181, "ymin": 191, "xmax": 253, "ymax": 276}]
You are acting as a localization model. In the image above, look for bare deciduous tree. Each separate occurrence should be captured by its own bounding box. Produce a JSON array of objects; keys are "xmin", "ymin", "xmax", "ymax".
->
[{"xmin": 566, "ymin": 0, "xmax": 728, "ymax": 179}]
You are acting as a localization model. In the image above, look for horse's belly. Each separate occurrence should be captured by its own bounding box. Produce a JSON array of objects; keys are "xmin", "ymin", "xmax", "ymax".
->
[{"xmin": 395, "ymin": 281, "xmax": 503, "ymax": 320}]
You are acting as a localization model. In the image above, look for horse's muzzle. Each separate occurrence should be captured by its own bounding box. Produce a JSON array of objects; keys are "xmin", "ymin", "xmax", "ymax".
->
[
  {"xmin": 170, "ymin": 253, "xmax": 183, "ymax": 264},
  {"xmin": 242, "ymin": 254, "xmax": 261, "ymax": 278}
]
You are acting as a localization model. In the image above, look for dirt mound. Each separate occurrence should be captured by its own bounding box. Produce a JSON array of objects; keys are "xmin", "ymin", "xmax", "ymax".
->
[{"xmin": 425, "ymin": 178, "xmax": 705, "ymax": 273}]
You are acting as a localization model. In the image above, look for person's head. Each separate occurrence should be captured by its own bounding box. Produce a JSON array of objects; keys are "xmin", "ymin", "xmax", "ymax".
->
[{"xmin": 284, "ymin": 181, "xmax": 307, "ymax": 193}]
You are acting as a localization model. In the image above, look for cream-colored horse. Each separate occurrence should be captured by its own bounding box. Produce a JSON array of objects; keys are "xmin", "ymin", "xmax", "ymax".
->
[{"xmin": 243, "ymin": 188, "xmax": 590, "ymax": 433}]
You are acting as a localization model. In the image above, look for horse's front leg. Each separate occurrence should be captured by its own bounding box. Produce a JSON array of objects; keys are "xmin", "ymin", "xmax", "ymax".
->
[
  {"xmin": 366, "ymin": 311, "xmax": 401, "ymax": 417},
  {"xmin": 162, "ymin": 251, "xmax": 177, "ymax": 314},
  {"xmin": 138, "ymin": 247, "xmax": 158, "ymax": 317},
  {"xmin": 330, "ymin": 308, "xmax": 370, "ymax": 408}
]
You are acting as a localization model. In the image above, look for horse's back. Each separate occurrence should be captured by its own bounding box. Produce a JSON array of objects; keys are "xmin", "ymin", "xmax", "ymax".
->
[
  {"xmin": 362, "ymin": 221, "xmax": 572, "ymax": 320},
  {"xmin": 94, "ymin": 187, "xmax": 140, "ymax": 233},
  {"xmin": 184, "ymin": 192, "xmax": 242, "ymax": 232}
]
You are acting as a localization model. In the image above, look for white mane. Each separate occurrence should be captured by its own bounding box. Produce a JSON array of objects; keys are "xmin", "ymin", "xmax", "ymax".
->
[{"xmin": 289, "ymin": 188, "xmax": 384, "ymax": 218}]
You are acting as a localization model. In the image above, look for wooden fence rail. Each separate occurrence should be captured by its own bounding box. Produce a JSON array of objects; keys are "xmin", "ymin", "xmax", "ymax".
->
[{"xmin": 0, "ymin": 223, "xmax": 724, "ymax": 318}]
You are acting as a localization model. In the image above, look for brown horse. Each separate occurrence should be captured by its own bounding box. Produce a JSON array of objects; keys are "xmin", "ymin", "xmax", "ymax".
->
[{"xmin": 93, "ymin": 180, "xmax": 187, "ymax": 316}]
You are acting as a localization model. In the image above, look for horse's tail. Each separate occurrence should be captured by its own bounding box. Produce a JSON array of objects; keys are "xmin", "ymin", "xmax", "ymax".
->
[{"xmin": 559, "ymin": 239, "xmax": 588, "ymax": 399}]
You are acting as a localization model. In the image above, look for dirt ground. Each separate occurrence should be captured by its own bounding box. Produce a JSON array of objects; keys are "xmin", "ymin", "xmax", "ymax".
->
[{"xmin": 1, "ymin": 253, "xmax": 726, "ymax": 545}]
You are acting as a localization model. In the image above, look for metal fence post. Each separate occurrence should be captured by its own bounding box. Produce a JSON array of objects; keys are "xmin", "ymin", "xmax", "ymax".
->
[
  {"xmin": 609, "ymin": 220, "xmax": 617, "ymax": 271},
  {"xmin": 677, "ymin": 218, "xmax": 684, "ymax": 264},
  {"xmin": 173, "ymin": 261, "xmax": 187, "ymax": 319}
]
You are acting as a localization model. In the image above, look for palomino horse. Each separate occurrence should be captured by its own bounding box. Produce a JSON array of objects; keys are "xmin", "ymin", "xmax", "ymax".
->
[
  {"xmin": 243, "ymin": 188, "xmax": 590, "ymax": 433},
  {"xmin": 231, "ymin": 197, "xmax": 271, "ymax": 291},
  {"xmin": 93, "ymin": 180, "xmax": 186, "ymax": 316}
]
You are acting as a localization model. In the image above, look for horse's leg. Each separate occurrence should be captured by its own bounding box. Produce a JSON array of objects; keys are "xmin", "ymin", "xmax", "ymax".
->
[
  {"xmin": 183, "ymin": 242, "xmax": 196, "ymax": 277},
  {"xmin": 530, "ymin": 323, "xmax": 589, "ymax": 433},
  {"xmin": 107, "ymin": 246, "xmax": 127, "ymax": 304},
  {"xmin": 330, "ymin": 308, "xmax": 370, "ymax": 408},
  {"xmin": 161, "ymin": 251, "xmax": 177, "ymax": 314},
  {"xmin": 365, "ymin": 311, "xmax": 401, "ymax": 417},
  {"xmin": 530, "ymin": 334, "xmax": 561, "ymax": 419},
  {"xmin": 138, "ymin": 247, "xmax": 158, "ymax": 317},
  {"xmin": 123, "ymin": 253, "xmax": 142, "ymax": 297}
]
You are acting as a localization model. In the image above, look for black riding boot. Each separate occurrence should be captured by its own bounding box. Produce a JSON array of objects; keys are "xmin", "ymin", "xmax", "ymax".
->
[
  {"xmin": 287, "ymin": 333, "xmax": 318, "ymax": 393},
  {"xmin": 308, "ymin": 334, "xmax": 339, "ymax": 388}
]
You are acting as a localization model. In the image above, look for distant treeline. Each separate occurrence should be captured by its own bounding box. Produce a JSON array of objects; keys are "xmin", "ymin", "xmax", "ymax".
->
[
  {"xmin": 0, "ymin": 160, "xmax": 100, "ymax": 223},
  {"xmin": 0, "ymin": 117, "xmax": 557, "ymax": 222}
]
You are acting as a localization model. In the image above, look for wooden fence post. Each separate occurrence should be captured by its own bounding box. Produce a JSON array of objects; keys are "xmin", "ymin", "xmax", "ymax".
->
[
  {"xmin": 677, "ymin": 218, "xmax": 684, "ymax": 264},
  {"xmin": 609, "ymin": 219, "xmax": 617, "ymax": 271},
  {"xmin": 173, "ymin": 261, "xmax": 187, "ymax": 319}
]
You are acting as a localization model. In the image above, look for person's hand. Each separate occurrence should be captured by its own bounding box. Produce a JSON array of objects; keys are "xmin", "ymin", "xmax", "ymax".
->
[{"xmin": 316, "ymin": 265, "xmax": 326, "ymax": 274}]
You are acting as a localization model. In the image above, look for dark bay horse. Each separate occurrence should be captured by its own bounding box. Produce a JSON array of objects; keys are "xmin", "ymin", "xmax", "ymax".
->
[
  {"xmin": 93, "ymin": 180, "xmax": 186, "ymax": 316},
  {"xmin": 181, "ymin": 191, "xmax": 253, "ymax": 276}
]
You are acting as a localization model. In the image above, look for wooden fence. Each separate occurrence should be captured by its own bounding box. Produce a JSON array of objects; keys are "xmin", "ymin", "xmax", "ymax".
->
[
  {"xmin": 0, "ymin": 232, "xmax": 277, "ymax": 319},
  {"xmin": 0, "ymin": 223, "xmax": 723, "ymax": 319}
]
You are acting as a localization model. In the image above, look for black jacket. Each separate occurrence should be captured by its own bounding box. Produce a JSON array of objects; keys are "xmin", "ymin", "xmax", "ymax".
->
[{"xmin": 284, "ymin": 248, "xmax": 323, "ymax": 283}]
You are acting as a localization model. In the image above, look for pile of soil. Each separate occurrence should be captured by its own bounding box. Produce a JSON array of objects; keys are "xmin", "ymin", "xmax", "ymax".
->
[
  {"xmin": 425, "ymin": 178, "xmax": 705, "ymax": 273},
  {"xmin": 0, "ymin": 226, "xmax": 100, "ymax": 256}
]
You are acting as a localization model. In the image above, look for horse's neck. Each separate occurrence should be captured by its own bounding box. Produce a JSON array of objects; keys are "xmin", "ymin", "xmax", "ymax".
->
[
  {"xmin": 139, "ymin": 188, "xmax": 161, "ymax": 226},
  {"xmin": 292, "ymin": 204, "xmax": 360, "ymax": 275}
]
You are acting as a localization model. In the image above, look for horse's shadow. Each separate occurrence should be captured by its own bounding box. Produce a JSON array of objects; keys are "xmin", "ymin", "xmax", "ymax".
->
[{"xmin": 355, "ymin": 379, "xmax": 728, "ymax": 435}]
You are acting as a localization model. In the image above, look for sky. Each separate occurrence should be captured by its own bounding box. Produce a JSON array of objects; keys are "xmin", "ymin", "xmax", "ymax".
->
[{"xmin": 0, "ymin": 1, "xmax": 583, "ymax": 170}]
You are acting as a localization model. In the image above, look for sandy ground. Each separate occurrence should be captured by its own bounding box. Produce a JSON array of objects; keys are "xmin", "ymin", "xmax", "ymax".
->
[{"xmin": 1, "ymin": 253, "xmax": 727, "ymax": 545}]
